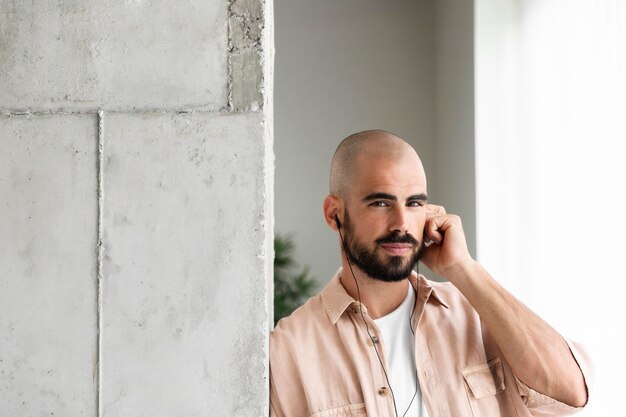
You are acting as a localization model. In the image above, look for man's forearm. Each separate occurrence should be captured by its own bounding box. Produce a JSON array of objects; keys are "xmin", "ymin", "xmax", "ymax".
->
[{"xmin": 444, "ymin": 260, "xmax": 588, "ymax": 407}]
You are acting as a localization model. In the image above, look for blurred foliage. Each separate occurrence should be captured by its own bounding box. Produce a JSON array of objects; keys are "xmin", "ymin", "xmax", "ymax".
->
[{"xmin": 274, "ymin": 235, "xmax": 317, "ymax": 325}]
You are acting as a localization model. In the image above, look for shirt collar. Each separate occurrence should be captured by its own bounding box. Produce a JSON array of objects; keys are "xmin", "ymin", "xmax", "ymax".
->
[{"xmin": 321, "ymin": 267, "xmax": 449, "ymax": 325}]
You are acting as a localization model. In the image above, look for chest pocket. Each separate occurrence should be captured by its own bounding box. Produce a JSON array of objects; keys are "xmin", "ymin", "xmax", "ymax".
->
[
  {"xmin": 461, "ymin": 357, "xmax": 518, "ymax": 416},
  {"xmin": 312, "ymin": 403, "xmax": 366, "ymax": 417}
]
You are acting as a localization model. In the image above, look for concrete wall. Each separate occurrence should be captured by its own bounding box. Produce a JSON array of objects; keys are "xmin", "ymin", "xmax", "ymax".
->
[
  {"xmin": 275, "ymin": 0, "xmax": 475, "ymax": 285},
  {"xmin": 0, "ymin": 0, "xmax": 273, "ymax": 415}
]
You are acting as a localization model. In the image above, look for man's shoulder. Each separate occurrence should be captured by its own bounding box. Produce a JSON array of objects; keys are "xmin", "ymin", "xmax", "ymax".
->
[
  {"xmin": 420, "ymin": 277, "xmax": 475, "ymax": 311},
  {"xmin": 426, "ymin": 278, "xmax": 458, "ymax": 297},
  {"xmin": 271, "ymin": 292, "xmax": 328, "ymax": 346},
  {"xmin": 272, "ymin": 269, "xmax": 346, "ymax": 346}
]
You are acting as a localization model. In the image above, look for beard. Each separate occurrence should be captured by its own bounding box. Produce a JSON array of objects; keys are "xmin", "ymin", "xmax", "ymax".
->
[{"xmin": 342, "ymin": 209, "xmax": 424, "ymax": 282}]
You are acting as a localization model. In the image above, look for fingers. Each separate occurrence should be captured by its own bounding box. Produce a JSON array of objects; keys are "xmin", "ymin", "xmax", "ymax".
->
[
  {"xmin": 426, "ymin": 204, "xmax": 446, "ymax": 216},
  {"xmin": 424, "ymin": 204, "xmax": 446, "ymax": 243},
  {"xmin": 424, "ymin": 211, "xmax": 462, "ymax": 244},
  {"xmin": 424, "ymin": 216, "xmax": 444, "ymax": 244},
  {"xmin": 420, "ymin": 206, "xmax": 471, "ymax": 276}
]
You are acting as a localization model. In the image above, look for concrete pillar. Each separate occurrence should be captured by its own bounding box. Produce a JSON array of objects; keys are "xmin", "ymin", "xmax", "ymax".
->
[
  {"xmin": 0, "ymin": 0, "xmax": 273, "ymax": 415},
  {"xmin": 0, "ymin": 115, "xmax": 99, "ymax": 414}
]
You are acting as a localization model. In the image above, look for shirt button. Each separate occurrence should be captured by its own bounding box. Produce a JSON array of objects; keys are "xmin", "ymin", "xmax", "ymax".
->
[
  {"xmin": 378, "ymin": 387, "xmax": 389, "ymax": 396},
  {"xmin": 367, "ymin": 336, "xmax": 379, "ymax": 346}
]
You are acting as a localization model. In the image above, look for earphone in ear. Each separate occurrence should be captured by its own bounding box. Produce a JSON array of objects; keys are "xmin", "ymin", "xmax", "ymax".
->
[{"xmin": 334, "ymin": 214, "xmax": 342, "ymax": 229}]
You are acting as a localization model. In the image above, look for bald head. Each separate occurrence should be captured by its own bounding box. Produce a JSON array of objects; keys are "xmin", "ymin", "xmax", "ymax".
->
[{"xmin": 330, "ymin": 130, "xmax": 424, "ymax": 198}]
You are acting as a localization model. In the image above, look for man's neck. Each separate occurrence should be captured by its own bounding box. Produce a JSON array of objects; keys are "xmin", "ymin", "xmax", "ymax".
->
[{"xmin": 339, "ymin": 260, "xmax": 410, "ymax": 319}]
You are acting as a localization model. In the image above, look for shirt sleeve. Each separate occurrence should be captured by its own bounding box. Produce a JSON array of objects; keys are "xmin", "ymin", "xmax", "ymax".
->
[
  {"xmin": 269, "ymin": 362, "xmax": 286, "ymax": 417},
  {"xmin": 513, "ymin": 338, "xmax": 593, "ymax": 417},
  {"xmin": 269, "ymin": 392, "xmax": 283, "ymax": 417}
]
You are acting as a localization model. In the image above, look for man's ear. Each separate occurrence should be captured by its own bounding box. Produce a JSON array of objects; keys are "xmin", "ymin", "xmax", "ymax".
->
[{"xmin": 323, "ymin": 195, "xmax": 342, "ymax": 232}]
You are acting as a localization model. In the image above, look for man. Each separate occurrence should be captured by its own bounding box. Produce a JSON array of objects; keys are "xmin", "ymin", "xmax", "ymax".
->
[{"xmin": 269, "ymin": 130, "xmax": 591, "ymax": 417}]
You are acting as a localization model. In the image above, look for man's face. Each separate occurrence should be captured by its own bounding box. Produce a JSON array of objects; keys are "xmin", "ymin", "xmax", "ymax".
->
[
  {"xmin": 340, "ymin": 154, "xmax": 428, "ymax": 282},
  {"xmin": 342, "ymin": 208, "xmax": 425, "ymax": 282}
]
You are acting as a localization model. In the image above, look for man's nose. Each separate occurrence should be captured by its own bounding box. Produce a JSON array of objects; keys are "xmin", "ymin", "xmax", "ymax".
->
[{"xmin": 388, "ymin": 206, "xmax": 409, "ymax": 233}]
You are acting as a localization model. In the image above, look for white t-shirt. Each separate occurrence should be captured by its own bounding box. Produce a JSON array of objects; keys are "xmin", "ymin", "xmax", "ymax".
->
[{"xmin": 373, "ymin": 285, "xmax": 429, "ymax": 417}]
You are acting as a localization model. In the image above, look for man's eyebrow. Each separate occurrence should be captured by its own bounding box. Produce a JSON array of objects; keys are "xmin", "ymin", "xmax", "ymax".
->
[
  {"xmin": 407, "ymin": 193, "xmax": 428, "ymax": 201},
  {"xmin": 362, "ymin": 192, "xmax": 397, "ymax": 202},
  {"xmin": 362, "ymin": 192, "xmax": 428, "ymax": 202}
]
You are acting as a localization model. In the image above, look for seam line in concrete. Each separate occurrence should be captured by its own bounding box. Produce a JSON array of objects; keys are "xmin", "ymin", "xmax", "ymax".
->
[
  {"xmin": 227, "ymin": 1, "xmax": 234, "ymax": 112},
  {"xmin": 0, "ymin": 106, "xmax": 261, "ymax": 117},
  {"xmin": 97, "ymin": 110, "xmax": 105, "ymax": 417}
]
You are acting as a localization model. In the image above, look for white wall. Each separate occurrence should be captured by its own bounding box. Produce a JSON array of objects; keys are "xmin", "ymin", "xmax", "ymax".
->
[
  {"xmin": 0, "ymin": 0, "xmax": 273, "ymax": 415},
  {"xmin": 476, "ymin": 1, "xmax": 626, "ymax": 415},
  {"xmin": 275, "ymin": 0, "xmax": 475, "ymax": 285}
]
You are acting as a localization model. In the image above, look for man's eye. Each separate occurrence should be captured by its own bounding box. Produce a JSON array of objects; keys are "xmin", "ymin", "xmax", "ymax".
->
[
  {"xmin": 407, "ymin": 201, "xmax": 425, "ymax": 207},
  {"xmin": 371, "ymin": 201, "xmax": 389, "ymax": 207}
]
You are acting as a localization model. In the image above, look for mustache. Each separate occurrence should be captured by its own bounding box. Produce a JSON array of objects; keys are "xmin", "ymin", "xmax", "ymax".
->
[{"xmin": 376, "ymin": 232, "xmax": 419, "ymax": 246}]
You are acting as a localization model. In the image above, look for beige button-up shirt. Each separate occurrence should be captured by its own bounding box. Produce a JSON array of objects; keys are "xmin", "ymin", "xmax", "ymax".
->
[{"xmin": 269, "ymin": 268, "xmax": 591, "ymax": 417}]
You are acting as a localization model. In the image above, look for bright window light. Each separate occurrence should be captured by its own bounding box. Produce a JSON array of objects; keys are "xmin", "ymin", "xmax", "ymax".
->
[{"xmin": 476, "ymin": 1, "xmax": 626, "ymax": 415}]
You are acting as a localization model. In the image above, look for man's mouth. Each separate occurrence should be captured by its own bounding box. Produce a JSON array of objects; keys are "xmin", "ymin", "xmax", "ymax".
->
[
  {"xmin": 379, "ymin": 243, "xmax": 413, "ymax": 256},
  {"xmin": 375, "ymin": 232, "xmax": 419, "ymax": 256}
]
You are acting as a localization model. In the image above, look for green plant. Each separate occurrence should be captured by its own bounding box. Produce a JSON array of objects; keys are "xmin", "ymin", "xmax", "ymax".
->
[{"xmin": 274, "ymin": 235, "xmax": 317, "ymax": 325}]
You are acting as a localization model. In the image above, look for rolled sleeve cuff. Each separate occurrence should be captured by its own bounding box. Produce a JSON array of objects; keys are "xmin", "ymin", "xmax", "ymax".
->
[{"xmin": 514, "ymin": 339, "xmax": 593, "ymax": 416}]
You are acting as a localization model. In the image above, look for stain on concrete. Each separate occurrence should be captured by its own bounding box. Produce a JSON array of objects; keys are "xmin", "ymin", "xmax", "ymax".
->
[
  {"xmin": 0, "ymin": 1, "xmax": 20, "ymax": 70},
  {"xmin": 228, "ymin": 0, "xmax": 264, "ymax": 112},
  {"xmin": 112, "ymin": 213, "xmax": 134, "ymax": 227},
  {"xmin": 17, "ymin": 238, "xmax": 36, "ymax": 277},
  {"xmin": 231, "ymin": 0, "xmax": 263, "ymax": 18}
]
